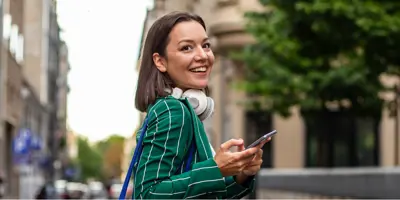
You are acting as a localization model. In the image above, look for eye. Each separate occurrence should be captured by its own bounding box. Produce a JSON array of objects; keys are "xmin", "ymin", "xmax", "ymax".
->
[
  {"xmin": 203, "ymin": 42, "xmax": 211, "ymax": 49},
  {"xmin": 180, "ymin": 45, "xmax": 193, "ymax": 51}
]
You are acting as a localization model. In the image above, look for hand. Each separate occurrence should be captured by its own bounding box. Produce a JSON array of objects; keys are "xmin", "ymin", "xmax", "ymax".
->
[
  {"xmin": 214, "ymin": 139, "xmax": 259, "ymax": 177},
  {"xmin": 243, "ymin": 138, "xmax": 270, "ymax": 176},
  {"xmin": 235, "ymin": 138, "xmax": 271, "ymax": 184},
  {"xmin": 242, "ymin": 148, "xmax": 263, "ymax": 176}
]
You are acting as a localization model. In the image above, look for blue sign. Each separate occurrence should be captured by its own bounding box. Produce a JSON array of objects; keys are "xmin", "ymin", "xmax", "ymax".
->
[
  {"xmin": 12, "ymin": 128, "xmax": 43, "ymax": 165},
  {"xmin": 30, "ymin": 134, "xmax": 42, "ymax": 151},
  {"xmin": 12, "ymin": 128, "xmax": 32, "ymax": 155}
]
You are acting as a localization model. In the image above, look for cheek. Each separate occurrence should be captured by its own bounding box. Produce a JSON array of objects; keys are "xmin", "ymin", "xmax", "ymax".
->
[{"xmin": 207, "ymin": 52, "xmax": 215, "ymax": 66}]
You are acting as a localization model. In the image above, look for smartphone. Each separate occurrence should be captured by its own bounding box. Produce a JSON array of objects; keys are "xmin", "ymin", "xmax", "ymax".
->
[{"xmin": 246, "ymin": 130, "xmax": 277, "ymax": 149}]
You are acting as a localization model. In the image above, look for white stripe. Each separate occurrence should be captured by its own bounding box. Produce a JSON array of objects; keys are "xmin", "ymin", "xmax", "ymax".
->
[
  {"xmin": 230, "ymin": 188, "xmax": 248, "ymax": 199},
  {"xmin": 168, "ymin": 102, "xmax": 185, "ymax": 176},
  {"xmin": 226, "ymin": 182, "xmax": 235, "ymax": 188},
  {"xmin": 140, "ymin": 110, "xmax": 158, "ymax": 194},
  {"xmin": 180, "ymin": 160, "xmax": 185, "ymax": 173},
  {"xmin": 133, "ymin": 99, "xmax": 166, "ymax": 199},
  {"xmin": 191, "ymin": 165, "xmax": 218, "ymax": 171},
  {"xmin": 156, "ymin": 101, "xmax": 172, "ymax": 178},
  {"xmin": 149, "ymin": 191, "xmax": 186, "ymax": 195},
  {"xmin": 188, "ymin": 178, "xmax": 224, "ymax": 187},
  {"xmin": 163, "ymin": 177, "xmax": 190, "ymax": 182},
  {"xmin": 194, "ymin": 118, "xmax": 209, "ymax": 159}
]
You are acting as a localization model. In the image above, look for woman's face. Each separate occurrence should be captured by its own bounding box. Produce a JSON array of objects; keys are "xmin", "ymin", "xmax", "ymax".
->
[{"xmin": 153, "ymin": 20, "xmax": 214, "ymax": 90}]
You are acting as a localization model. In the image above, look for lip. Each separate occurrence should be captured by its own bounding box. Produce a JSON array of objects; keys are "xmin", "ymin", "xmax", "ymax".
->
[{"xmin": 189, "ymin": 65, "xmax": 208, "ymax": 70}]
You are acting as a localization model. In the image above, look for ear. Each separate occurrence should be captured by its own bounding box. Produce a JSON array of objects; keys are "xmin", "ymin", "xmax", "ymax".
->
[{"xmin": 153, "ymin": 52, "xmax": 167, "ymax": 72}]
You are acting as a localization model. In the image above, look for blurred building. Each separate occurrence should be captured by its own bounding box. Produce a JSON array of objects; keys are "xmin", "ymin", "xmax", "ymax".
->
[
  {"xmin": 23, "ymin": 1, "xmax": 53, "ymax": 190},
  {"xmin": 136, "ymin": 0, "xmax": 400, "ymax": 198},
  {"xmin": 0, "ymin": 0, "xmax": 69, "ymax": 198},
  {"xmin": 46, "ymin": 0, "xmax": 64, "ymax": 181},
  {"xmin": 56, "ymin": 40, "xmax": 71, "ymax": 179},
  {"xmin": 24, "ymin": 0, "xmax": 63, "ymax": 183},
  {"xmin": 66, "ymin": 125, "xmax": 78, "ymax": 160},
  {"xmin": 0, "ymin": 0, "xmax": 25, "ymax": 197}
]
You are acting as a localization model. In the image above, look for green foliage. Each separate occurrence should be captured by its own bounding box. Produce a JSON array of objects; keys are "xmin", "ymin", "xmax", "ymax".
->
[
  {"xmin": 76, "ymin": 136, "xmax": 104, "ymax": 181},
  {"xmin": 99, "ymin": 134, "xmax": 126, "ymax": 178},
  {"xmin": 232, "ymin": 0, "xmax": 400, "ymax": 117},
  {"xmin": 75, "ymin": 134, "xmax": 126, "ymax": 181},
  {"xmin": 95, "ymin": 134, "xmax": 125, "ymax": 153}
]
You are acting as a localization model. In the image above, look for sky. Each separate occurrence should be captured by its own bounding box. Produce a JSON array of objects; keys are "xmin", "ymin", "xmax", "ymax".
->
[{"xmin": 57, "ymin": 0, "xmax": 153, "ymax": 142}]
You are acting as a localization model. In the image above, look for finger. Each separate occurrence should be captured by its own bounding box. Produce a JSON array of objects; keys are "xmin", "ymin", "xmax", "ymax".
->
[
  {"xmin": 248, "ymin": 160, "xmax": 263, "ymax": 168},
  {"xmin": 220, "ymin": 138, "xmax": 244, "ymax": 151},
  {"xmin": 244, "ymin": 154, "xmax": 255, "ymax": 163},
  {"xmin": 232, "ymin": 151, "xmax": 255, "ymax": 163},
  {"xmin": 237, "ymin": 159, "xmax": 251, "ymax": 169},
  {"xmin": 238, "ymin": 157, "xmax": 255, "ymax": 170},
  {"xmin": 243, "ymin": 166, "xmax": 261, "ymax": 175},
  {"xmin": 237, "ymin": 143, "xmax": 245, "ymax": 152},
  {"xmin": 257, "ymin": 138, "xmax": 271, "ymax": 149},
  {"xmin": 255, "ymin": 149, "xmax": 263, "ymax": 159},
  {"xmin": 237, "ymin": 147, "xmax": 259, "ymax": 159},
  {"xmin": 245, "ymin": 159, "xmax": 263, "ymax": 168}
]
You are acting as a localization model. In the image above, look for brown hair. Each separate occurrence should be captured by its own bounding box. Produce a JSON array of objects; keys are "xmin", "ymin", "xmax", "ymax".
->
[{"xmin": 135, "ymin": 11, "xmax": 207, "ymax": 112}]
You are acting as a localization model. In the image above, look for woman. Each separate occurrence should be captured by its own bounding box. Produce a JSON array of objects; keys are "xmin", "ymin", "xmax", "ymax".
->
[{"xmin": 133, "ymin": 11, "xmax": 269, "ymax": 199}]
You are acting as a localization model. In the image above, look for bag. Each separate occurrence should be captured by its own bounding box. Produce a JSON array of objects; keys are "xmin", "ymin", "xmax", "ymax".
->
[{"xmin": 119, "ymin": 115, "xmax": 195, "ymax": 200}]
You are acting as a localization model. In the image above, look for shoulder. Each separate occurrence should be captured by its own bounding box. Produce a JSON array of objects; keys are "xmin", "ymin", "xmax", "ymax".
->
[{"xmin": 148, "ymin": 96, "xmax": 192, "ymax": 121}]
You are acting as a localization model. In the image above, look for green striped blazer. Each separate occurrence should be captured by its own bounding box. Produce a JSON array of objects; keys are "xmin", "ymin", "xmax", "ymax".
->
[{"xmin": 133, "ymin": 96, "xmax": 255, "ymax": 199}]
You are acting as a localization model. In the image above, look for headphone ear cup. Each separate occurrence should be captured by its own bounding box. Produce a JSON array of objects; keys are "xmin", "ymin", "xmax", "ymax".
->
[
  {"xmin": 198, "ymin": 97, "xmax": 214, "ymax": 121},
  {"xmin": 182, "ymin": 89, "xmax": 207, "ymax": 115},
  {"xmin": 187, "ymin": 97, "xmax": 200, "ymax": 110}
]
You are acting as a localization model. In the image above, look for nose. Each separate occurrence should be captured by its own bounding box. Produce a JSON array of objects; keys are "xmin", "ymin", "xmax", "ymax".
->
[{"xmin": 194, "ymin": 47, "xmax": 207, "ymax": 61}]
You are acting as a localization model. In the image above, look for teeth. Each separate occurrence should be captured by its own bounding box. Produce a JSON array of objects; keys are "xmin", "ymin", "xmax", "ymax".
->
[{"xmin": 191, "ymin": 67, "xmax": 207, "ymax": 72}]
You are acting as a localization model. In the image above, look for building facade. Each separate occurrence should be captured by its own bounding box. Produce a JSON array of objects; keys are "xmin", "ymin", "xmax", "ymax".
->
[
  {"xmin": 0, "ymin": 0, "xmax": 69, "ymax": 198},
  {"xmin": 138, "ymin": 0, "xmax": 400, "ymax": 170},
  {"xmin": 47, "ymin": 0, "xmax": 61, "ymax": 180},
  {"xmin": 57, "ymin": 40, "xmax": 71, "ymax": 171},
  {"xmin": 0, "ymin": 0, "xmax": 25, "ymax": 197}
]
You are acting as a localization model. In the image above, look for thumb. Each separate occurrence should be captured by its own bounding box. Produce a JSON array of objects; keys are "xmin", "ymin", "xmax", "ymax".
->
[{"xmin": 220, "ymin": 138, "xmax": 244, "ymax": 151}]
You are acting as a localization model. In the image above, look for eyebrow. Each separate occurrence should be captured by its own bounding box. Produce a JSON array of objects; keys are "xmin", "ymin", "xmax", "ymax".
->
[{"xmin": 178, "ymin": 37, "xmax": 209, "ymax": 44}]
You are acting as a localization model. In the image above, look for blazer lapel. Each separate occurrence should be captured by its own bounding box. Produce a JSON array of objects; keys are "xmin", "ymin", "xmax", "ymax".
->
[{"xmin": 180, "ymin": 98, "xmax": 214, "ymax": 161}]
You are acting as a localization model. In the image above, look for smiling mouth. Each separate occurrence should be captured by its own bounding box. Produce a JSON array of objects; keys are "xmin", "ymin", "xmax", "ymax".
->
[{"xmin": 189, "ymin": 66, "xmax": 207, "ymax": 73}]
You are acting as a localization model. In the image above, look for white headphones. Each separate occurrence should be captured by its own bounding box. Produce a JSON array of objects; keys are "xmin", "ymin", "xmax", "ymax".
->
[{"xmin": 166, "ymin": 87, "xmax": 214, "ymax": 121}]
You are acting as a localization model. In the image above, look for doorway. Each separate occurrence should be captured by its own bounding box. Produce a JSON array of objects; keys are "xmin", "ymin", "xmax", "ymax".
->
[{"xmin": 245, "ymin": 110, "xmax": 273, "ymax": 168}]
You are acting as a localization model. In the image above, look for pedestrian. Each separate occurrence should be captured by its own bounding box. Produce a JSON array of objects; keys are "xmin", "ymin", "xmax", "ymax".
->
[{"xmin": 123, "ymin": 11, "xmax": 270, "ymax": 199}]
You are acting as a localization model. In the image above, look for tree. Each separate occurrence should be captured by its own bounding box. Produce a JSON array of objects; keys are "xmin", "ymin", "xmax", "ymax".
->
[
  {"xmin": 95, "ymin": 134, "xmax": 125, "ymax": 179},
  {"xmin": 76, "ymin": 136, "xmax": 104, "ymax": 181},
  {"xmin": 233, "ymin": 0, "xmax": 400, "ymax": 117}
]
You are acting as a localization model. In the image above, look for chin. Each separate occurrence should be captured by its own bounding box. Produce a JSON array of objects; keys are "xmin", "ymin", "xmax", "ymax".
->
[
  {"xmin": 193, "ymin": 82, "xmax": 208, "ymax": 90},
  {"xmin": 188, "ymin": 86, "xmax": 206, "ymax": 90}
]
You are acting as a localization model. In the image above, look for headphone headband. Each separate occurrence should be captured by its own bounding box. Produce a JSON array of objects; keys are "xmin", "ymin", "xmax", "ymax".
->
[{"xmin": 165, "ymin": 87, "xmax": 214, "ymax": 121}]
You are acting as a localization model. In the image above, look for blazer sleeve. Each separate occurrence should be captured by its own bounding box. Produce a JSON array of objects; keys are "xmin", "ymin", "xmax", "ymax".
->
[
  {"xmin": 223, "ymin": 175, "xmax": 256, "ymax": 199},
  {"xmin": 134, "ymin": 98, "xmax": 227, "ymax": 199}
]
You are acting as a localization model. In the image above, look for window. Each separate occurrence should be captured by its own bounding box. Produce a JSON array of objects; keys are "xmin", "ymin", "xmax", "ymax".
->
[{"xmin": 305, "ymin": 111, "xmax": 379, "ymax": 167}]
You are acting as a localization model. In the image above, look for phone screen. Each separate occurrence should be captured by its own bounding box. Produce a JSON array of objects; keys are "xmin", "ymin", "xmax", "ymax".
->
[{"xmin": 246, "ymin": 130, "xmax": 277, "ymax": 149}]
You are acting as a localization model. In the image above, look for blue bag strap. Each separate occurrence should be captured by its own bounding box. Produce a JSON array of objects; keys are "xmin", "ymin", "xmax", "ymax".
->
[
  {"xmin": 119, "ymin": 116, "xmax": 150, "ymax": 200},
  {"xmin": 119, "ymin": 116, "xmax": 196, "ymax": 200},
  {"xmin": 184, "ymin": 141, "xmax": 196, "ymax": 172}
]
